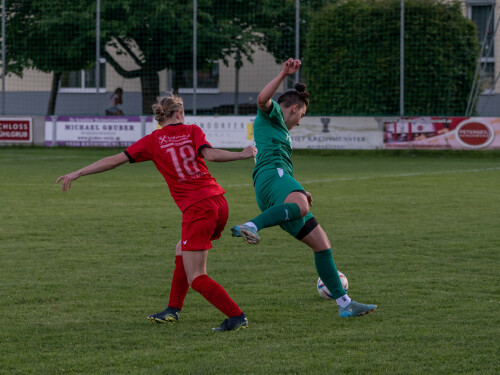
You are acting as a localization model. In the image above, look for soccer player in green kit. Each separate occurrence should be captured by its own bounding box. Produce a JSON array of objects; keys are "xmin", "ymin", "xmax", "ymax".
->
[{"xmin": 232, "ymin": 58, "xmax": 377, "ymax": 318}]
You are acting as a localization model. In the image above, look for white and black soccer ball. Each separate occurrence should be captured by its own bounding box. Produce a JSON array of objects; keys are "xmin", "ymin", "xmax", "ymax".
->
[{"xmin": 317, "ymin": 271, "xmax": 348, "ymax": 299}]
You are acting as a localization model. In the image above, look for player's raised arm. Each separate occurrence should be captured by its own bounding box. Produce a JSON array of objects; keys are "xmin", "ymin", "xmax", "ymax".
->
[
  {"xmin": 257, "ymin": 58, "xmax": 302, "ymax": 113},
  {"xmin": 201, "ymin": 145, "xmax": 257, "ymax": 162},
  {"xmin": 56, "ymin": 152, "xmax": 129, "ymax": 191}
]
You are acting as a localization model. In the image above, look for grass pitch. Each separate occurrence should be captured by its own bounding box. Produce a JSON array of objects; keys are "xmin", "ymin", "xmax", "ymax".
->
[{"xmin": 1, "ymin": 147, "xmax": 499, "ymax": 374}]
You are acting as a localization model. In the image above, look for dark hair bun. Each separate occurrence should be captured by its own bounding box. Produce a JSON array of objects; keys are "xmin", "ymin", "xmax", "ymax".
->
[{"xmin": 295, "ymin": 83, "xmax": 306, "ymax": 92}]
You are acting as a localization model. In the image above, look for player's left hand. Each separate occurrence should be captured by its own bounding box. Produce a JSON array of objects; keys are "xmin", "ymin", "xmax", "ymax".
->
[{"xmin": 305, "ymin": 191, "xmax": 313, "ymax": 207}]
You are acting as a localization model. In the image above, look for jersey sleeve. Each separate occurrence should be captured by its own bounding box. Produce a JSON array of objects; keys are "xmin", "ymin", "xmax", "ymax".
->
[
  {"xmin": 125, "ymin": 133, "xmax": 154, "ymax": 163},
  {"xmin": 258, "ymin": 100, "xmax": 285, "ymax": 128},
  {"xmin": 192, "ymin": 125, "xmax": 212, "ymax": 157}
]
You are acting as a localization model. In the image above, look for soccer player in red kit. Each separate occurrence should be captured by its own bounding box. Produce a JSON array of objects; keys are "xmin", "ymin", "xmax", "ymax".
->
[{"xmin": 56, "ymin": 94, "xmax": 257, "ymax": 331}]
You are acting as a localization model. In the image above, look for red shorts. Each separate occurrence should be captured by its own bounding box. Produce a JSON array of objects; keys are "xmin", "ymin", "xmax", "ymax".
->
[{"xmin": 181, "ymin": 194, "xmax": 228, "ymax": 251}]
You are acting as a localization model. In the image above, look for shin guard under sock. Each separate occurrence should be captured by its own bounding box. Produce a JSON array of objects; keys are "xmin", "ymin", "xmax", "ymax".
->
[
  {"xmin": 314, "ymin": 249, "xmax": 346, "ymax": 299},
  {"xmin": 167, "ymin": 255, "xmax": 189, "ymax": 310},
  {"xmin": 191, "ymin": 274, "xmax": 242, "ymax": 317},
  {"xmin": 250, "ymin": 203, "xmax": 302, "ymax": 231}
]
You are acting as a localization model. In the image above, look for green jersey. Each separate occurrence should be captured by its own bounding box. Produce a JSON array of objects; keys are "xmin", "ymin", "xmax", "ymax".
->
[{"xmin": 253, "ymin": 100, "xmax": 294, "ymax": 180}]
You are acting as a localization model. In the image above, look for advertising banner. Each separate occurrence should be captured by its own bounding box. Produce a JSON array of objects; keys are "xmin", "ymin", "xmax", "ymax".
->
[
  {"xmin": 45, "ymin": 116, "xmax": 155, "ymax": 147},
  {"xmin": 189, "ymin": 116, "xmax": 382, "ymax": 149},
  {"xmin": 290, "ymin": 117, "xmax": 383, "ymax": 149},
  {"xmin": 185, "ymin": 115, "xmax": 255, "ymax": 148},
  {"xmin": 44, "ymin": 115, "xmax": 500, "ymax": 150},
  {"xmin": 45, "ymin": 116, "xmax": 254, "ymax": 148},
  {"xmin": 0, "ymin": 118, "xmax": 32, "ymax": 144},
  {"xmin": 383, "ymin": 117, "xmax": 500, "ymax": 150}
]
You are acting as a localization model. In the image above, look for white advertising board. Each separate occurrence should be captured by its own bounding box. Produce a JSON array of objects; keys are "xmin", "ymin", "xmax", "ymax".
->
[
  {"xmin": 184, "ymin": 116, "xmax": 255, "ymax": 148},
  {"xmin": 289, "ymin": 117, "xmax": 383, "ymax": 149},
  {"xmin": 45, "ymin": 116, "xmax": 155, "ymax": 147},
  {"xmin": 43, "ymin": 115, "xmax": 384, "ymax": 149}
]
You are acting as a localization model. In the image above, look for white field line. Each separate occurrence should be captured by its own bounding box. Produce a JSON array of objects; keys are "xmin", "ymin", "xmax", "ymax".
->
[
  {"xmin": 1, "ymin": 166, "xmax": 499, "ymax": 188},
  {"xmin": 296, "ymin": 166, "xmax": 500, "ymax": 186},
  {"xmin": 225, "ymin": 166, "xmax": 500, "ymax": 188},
  {"xmin": 0, "ymin": 155, "xmax": 79, "ymax": 162}
]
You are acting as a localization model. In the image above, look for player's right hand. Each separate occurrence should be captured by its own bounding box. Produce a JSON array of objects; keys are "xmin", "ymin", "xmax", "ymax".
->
[
  {"xmin": 283, "ymin": 58, "xmax": 301, "ymax": 75},
  {"xmin": 241, "ymin": 145, "xmax": 257, "ymax": 159},
  {"xmin": 56, "ymin": 172, "xmax": 79, "ymax": 191}
]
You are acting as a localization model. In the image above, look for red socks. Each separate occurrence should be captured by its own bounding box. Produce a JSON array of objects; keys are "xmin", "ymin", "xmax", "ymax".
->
[
  {"xmin": 191, "ymin": 274, "xmax": 242, "ymax": 317},
  {"xmin": 167, "ymin": 256, "xmax": 242, "ymax": 318},
  {"xmin": 167, "ymin": 256, "xmax": 189, "ymax": 309}
]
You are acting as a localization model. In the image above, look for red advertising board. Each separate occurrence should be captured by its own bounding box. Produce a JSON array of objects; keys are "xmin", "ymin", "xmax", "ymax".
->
[
  {"xmin": 383, "ymin": 117, "xmax": 500, "ymax": 149},
  {"xmin": 0, "ymin": 118, "xmax": 32, "ymax": 143}
]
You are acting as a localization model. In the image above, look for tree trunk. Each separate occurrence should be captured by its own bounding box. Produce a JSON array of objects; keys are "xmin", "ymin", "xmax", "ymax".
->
[
  {"xmin": 47, "ymin": 72, "xmax": 62, "ymax": 115},
  {"xmin": 140, "ymin": 67, "xmax": 160, "ymax": 114}
]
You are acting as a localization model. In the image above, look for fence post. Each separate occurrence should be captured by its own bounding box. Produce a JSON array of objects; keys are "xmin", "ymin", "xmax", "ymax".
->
[
  {"xmin": 400, "ymin": 0, "xmax": 404, "ymax": 117},
  {"xmin": 295, "ymin": 0, "xmax": 300, "ymax": 83},
  {"xmin": 234, "ymin": 51, "xmax": 240, "ymax": 115},
  {"xmin": 1, "ymin": 0, "xmax": 5, "ymax": 115},
  {"xmin": 96, "ymin": 0, "xmax": 100, "ymax": 114},
  {"xmin": 193, "ymin": 0, "xmax": 197, "ymax": 115},
  {"xmin": 51, "ymin": 115, "xmax": 58, "ymax": 147},
  {"xmin": 140, "ymin": 116, "xmax": 147, "ymax": 138}
]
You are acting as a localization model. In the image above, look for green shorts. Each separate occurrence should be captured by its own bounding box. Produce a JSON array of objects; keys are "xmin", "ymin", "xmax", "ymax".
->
[{"xmin": 253, "ymin": 167, "xmax": 314, "ymax": 238}]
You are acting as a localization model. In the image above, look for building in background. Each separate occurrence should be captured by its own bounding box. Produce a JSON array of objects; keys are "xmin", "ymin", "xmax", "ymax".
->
[
  {"xmin": 0, "ymin": 0, "xmax": 498, "ymax": 117},
  {"xmin": 465, "ymin": 0, "xmax": 499, "ymax": 115},
  {"xmin": 1, "ymin": 46, "xmax": 283, "ymax": 116}
]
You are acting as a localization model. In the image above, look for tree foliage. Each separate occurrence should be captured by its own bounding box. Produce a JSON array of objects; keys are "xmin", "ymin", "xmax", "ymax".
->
[
  {"xmin": 5, "ymin": 0, "xmax": 95, "ymax": 75},
  {"xmin": 304, "ymin": 0, "xmax": 480, "ymax": 116},
  {"xmin": 252, "ymin": 0, "xmax": 336, "ymax": 63},
  {"xmin": 4, "ymin": 0, "xmax": 96, "ymax": 114},
  {"xmin": 101, "ymin": 0, "xmax": 264, "ymax": 114},
  {"xmin": 4, "ymin": 0, "xmax": 266, "ymax": 115}
]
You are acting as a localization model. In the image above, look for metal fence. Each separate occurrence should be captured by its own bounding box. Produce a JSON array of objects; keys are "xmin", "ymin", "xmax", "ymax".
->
[{"xmin": 1, "ymin": 0, "xmax": 498, "ymax": 117}]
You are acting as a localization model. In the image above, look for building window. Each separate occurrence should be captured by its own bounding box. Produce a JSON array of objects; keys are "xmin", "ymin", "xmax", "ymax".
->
[
  {"xmin": 59, "ymin": 59, "xmax": 106, "ymax": 93},
  {"xmin": 468, "ymin": 2, "xmax": 495, "ymax": 78},
  {"xmin": 178, "ymin": 61, "xmax": 219, "ymax": 94}
]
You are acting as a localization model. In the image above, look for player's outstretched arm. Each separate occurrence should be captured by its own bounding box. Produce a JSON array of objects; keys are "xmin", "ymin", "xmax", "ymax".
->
[
  {"xmin": 56, "ymin": 152, "xmax": 129, "ymax": 191},
  {"xmin": 201, "ymin": 146, "xmax": 257, "ymax": 162},
  {"xmin": 257, "ymin": 58, "xmax": 301, "ymax": 113}
]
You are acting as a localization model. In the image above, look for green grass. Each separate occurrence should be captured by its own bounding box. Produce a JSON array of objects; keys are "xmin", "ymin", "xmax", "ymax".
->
[{"xmin": 1, "ymin": 147, "xmax": 499, "ymax": 374}]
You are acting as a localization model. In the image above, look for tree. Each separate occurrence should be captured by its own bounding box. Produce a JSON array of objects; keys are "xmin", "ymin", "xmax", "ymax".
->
[
  {"xmin": 304, "ymin": 0, "xmax": 480, "ymax": 115},
  {"xmin": 251, "ymin": 1, "xmax": 335, "ymax": 63},
  {"xmin": 101, "ymin": 0, "xmax": 263, "ymax": 114},
  {"xmin": 211, "ymin": 0, "xmax": 264, "ymax": 114},
  {"xmin": 4, "ymin": 0, "xmax": 96, "ymax": 115}
]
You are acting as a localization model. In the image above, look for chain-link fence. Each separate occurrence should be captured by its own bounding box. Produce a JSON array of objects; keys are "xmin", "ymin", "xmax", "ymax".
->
[{"xmin": 1, "ymin": 0, "xmax": 498, "ymax": 117}]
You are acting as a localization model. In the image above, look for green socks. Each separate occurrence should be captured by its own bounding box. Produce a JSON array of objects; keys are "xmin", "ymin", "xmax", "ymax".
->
[
  {"xmin": 314, "ymin": 249, "xmax": 346, "ymax": 299},
  {"xmin": 250, "ymin": 203, "xmax": 301, "ymax": 231}
]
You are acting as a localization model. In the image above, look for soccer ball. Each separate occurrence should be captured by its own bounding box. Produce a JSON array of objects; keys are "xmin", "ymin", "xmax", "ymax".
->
[{"xmin": 317, "ymin": 271, "xmax": 348, "ymax": 299}]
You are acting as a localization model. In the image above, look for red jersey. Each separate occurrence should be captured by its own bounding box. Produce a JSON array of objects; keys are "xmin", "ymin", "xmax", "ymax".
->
[{"xmin": 125, "ymin": 123, "xmax": 225, "ymax": 212}]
